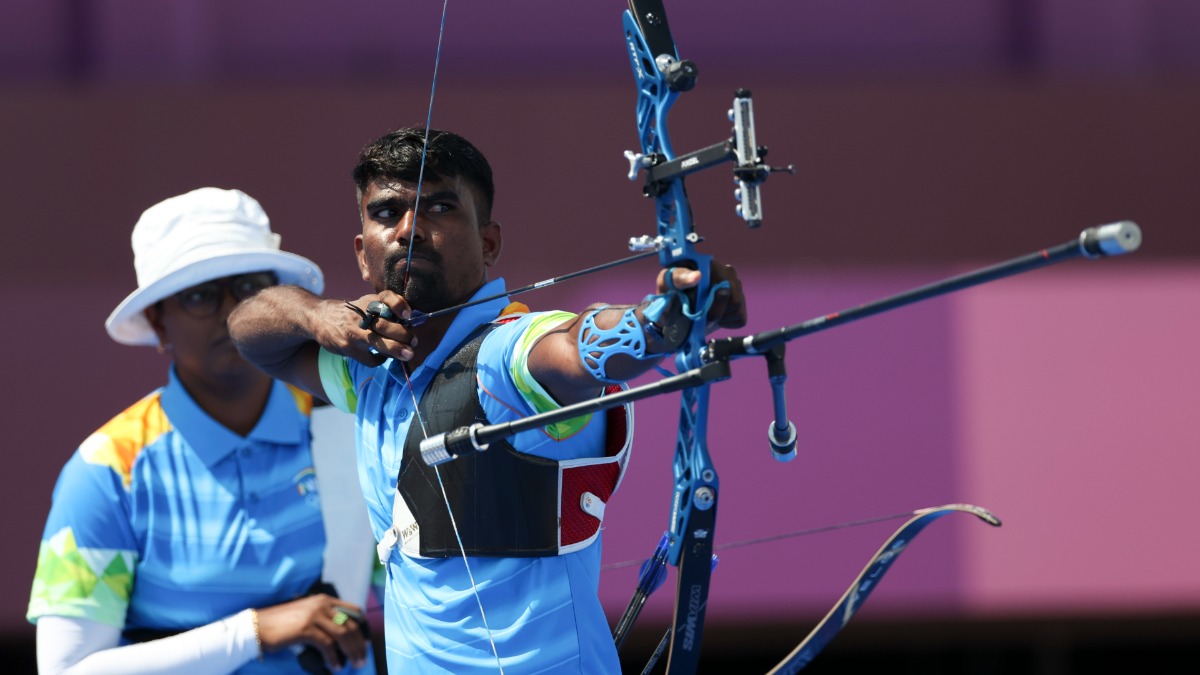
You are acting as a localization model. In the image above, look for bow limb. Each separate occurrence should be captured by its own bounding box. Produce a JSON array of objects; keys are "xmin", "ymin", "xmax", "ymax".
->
[
  {"xmin": 765, "ymin": 504, "xmax": 1002, "ymax": 675},
  {"xmin": 623, "ymin": 2, "xmax": 726, "ymax": 672},
  {"xmin": 622, "ymin": 0, "xmax": 778, "ymax": 670}
]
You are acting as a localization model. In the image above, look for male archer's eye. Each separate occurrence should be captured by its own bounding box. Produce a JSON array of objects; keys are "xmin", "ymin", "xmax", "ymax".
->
[{"xmin": 426, "ymin": 202, "xmax": 451, "ymax": 214}]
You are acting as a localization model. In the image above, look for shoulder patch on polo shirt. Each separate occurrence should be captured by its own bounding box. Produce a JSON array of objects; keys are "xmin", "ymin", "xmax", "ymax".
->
[
  {"xmin": 499, "ymin": 301, "xmax": 529, "ymax": 319},
  {"xmin": 27, "ymin": 527, "xmax": 135, "ymax": 627},
  {"xmin": 79, "ymin": 392, "xmax": 171, "ymax": 489},
  {"xmin": 286, "ymin": 384, "xmax": 314, "ymax": 417}
]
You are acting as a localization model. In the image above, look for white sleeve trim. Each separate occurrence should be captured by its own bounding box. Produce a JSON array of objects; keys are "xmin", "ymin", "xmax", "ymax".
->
[{"xmin": 37, "ymin": 611, "xmax": 259, "ymax": 675}]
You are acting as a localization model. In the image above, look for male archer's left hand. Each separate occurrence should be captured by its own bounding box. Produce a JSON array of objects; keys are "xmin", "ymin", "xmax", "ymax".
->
[{"xmin": 657, "ymin": 259, "xmax": 747, "ymax": 334}]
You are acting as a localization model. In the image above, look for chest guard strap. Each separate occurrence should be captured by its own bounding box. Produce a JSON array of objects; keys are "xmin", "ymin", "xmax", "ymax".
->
[{"xmin": 395, "ymin": 323, "xmax": 631, "ymax": 558}]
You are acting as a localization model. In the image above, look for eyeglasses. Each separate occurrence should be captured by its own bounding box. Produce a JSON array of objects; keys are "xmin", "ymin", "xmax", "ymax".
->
[{"xmin": 171, "ymin": 271, "xmax": 279, "ymax": 318}]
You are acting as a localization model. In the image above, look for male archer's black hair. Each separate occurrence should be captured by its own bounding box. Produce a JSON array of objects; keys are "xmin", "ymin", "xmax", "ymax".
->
[{"xmin": 351, "ymin": 127, "xmax": 495, "ymax": 224}]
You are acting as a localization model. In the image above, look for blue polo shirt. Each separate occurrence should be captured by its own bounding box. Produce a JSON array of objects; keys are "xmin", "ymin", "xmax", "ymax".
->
[
  {"xmin": 28, "ymin": 369, "xmax": 373, "ymax": 675},
  {"xmin": 319, "ymin": 278, "xmax": 624, "ymax": 674}
]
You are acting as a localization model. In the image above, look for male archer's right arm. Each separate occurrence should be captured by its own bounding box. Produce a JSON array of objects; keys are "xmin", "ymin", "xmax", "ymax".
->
[{"xmin": 229, "ymin": 286, "xmax": 412, "ymax": 402}]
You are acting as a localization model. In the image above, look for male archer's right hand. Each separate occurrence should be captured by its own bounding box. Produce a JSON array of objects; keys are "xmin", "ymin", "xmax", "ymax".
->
[{"xmin": 321, "ymin": 290, "xmax": 416, "ymax": 367}]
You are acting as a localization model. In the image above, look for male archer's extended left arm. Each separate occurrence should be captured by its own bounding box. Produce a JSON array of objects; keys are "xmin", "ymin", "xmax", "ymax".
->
[{"xmin": 530, "ymin": 261, "xmax": 746, "ymax": 405}]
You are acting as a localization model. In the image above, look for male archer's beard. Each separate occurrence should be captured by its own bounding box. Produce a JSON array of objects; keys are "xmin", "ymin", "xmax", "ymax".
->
[{"xmin": 384, "ymin": 251, "xmax": 454, "ymax": 312}]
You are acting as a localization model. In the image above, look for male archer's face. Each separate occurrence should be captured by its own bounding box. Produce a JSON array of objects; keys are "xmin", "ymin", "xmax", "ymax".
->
[{"xmin": 355, "ymin": 176, "xmax": 501, "ymax": 313}]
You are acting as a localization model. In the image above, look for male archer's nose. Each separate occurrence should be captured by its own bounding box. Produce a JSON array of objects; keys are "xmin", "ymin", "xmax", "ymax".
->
[{"xmin": 395, "ymin": 210, "xmax": 426, "ymax": 245}]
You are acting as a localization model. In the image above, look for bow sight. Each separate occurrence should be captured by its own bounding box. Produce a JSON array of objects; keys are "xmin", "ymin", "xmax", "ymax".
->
[{"xmin": 622, "ymin": 87, "xmax": 795, "ymax": 229}]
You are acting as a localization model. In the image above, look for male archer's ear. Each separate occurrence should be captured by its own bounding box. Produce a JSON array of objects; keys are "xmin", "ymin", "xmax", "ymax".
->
[
  {"xmin": 353, "ymin": 234, "xmax": 371, "ymax": 283},
  {"xmin": 482, "ymin": 220, "xmax": 502, "ymax": 267}
]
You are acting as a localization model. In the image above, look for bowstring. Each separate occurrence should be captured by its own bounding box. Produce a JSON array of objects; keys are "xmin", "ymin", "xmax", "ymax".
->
[
  {"xmin": 402, "ymin": 0, "xmax": 449, "ymax": 292},
  {"xmin": 400, "ymin": 0, "xmax": 505, "ymax": 671},
  {"xmin": 398, "ymin": 363, "xmax": 505, "ymax": 673},
  {"xmin": 599, "ymin": 511, "xmax": 917, "ymax": 572}
]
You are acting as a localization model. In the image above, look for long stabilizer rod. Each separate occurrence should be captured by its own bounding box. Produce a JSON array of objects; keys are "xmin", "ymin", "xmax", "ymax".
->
[{"xmin": 707, "ymin": 221, "xmax": 1141, "ymax": 360}]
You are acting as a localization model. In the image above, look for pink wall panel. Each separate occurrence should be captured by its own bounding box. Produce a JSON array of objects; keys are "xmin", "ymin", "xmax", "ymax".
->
[{"xmin": 955, "ymin": 264, "xmax": 1200, "ymax": 614}]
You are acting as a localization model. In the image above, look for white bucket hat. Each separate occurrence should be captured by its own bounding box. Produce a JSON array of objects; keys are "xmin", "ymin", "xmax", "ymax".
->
[{"xmin": 105, "ymin": 187, "xmax": 325, "ymax": 346}]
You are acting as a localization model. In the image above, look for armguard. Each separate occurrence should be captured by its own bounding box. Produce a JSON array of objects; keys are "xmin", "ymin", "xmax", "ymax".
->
[{"xmin": 578, "ymin": 305, "xmax": 650, "ymax": 383}]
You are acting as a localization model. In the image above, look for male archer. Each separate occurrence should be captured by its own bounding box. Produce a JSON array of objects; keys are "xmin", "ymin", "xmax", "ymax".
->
[{"xmin": 229, "ymin": 127, "xmax": 746, "ymax": 674}]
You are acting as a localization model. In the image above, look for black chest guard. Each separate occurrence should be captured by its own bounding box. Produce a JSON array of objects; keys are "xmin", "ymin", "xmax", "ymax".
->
[{"xmin": 395, "ymin": 323, "xmax": 630, "ymax": 558}]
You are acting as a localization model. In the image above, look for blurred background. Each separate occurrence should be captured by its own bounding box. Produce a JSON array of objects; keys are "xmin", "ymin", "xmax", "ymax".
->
[{"xmin": 2, "ymin": 0, "xmax": 1198, "ymax": 672}]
